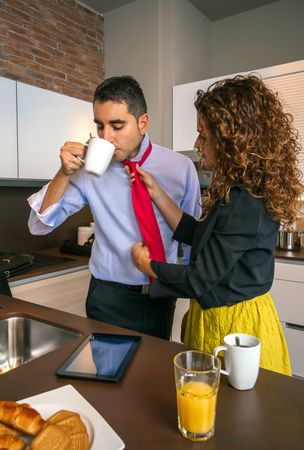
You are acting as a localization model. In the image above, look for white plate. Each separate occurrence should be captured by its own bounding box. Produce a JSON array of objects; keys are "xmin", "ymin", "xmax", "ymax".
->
[{"xmin": 18, "ymin": 384, "xmax": 125, "ymax": 450}]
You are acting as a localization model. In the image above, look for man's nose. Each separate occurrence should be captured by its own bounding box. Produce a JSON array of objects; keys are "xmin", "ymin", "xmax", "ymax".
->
[{"xmin": 101, "ymin": 127, "xmax": 113, "ymax": 142}]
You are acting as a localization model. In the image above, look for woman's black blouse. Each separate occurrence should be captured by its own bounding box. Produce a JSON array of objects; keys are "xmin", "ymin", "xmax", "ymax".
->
[{"xmin": 150, "ymin": 186, "xmax": 279, "ymax": 309}]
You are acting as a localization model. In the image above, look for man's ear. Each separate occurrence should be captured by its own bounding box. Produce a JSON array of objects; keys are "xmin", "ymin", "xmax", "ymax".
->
[{"xmin": 138, "ymin": 113, "xmax": 149, "ymax": 135}]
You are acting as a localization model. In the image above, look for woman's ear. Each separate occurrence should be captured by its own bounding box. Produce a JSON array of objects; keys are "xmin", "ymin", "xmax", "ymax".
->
[{"xmin": 138, "ymin": 113, "xmax": 149, "ymax": 135}]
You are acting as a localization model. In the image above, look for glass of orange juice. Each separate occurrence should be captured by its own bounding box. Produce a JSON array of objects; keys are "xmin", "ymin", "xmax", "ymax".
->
[{"xmin": 174, "ymin": 350, "xmax": 221, "ymax": 441}]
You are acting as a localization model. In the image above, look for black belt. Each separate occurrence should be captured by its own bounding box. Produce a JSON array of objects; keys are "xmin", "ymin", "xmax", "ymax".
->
[{"xmin": 97, "ymin": 278, "xmax": 150, "ymax": 294}]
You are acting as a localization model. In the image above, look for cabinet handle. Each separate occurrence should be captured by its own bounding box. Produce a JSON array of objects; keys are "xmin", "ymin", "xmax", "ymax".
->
[{"xmin": 286, "ymin": 322, "xmax": 304, "ymax": 332}]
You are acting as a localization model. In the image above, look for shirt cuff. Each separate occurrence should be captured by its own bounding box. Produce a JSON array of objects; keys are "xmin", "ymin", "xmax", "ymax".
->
[{"xmin": 27, "ymin": 183, "xmax": 64, "ymax": 227}]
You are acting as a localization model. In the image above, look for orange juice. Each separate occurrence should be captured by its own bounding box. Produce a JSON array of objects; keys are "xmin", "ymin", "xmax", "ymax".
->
[{"xmin": 177, "ymin": 381, "xmax": 217, "ymax": 435}]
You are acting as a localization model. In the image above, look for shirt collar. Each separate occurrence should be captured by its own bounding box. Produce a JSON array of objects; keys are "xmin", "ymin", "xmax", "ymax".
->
[{"xmin": 130, "ymin": 133, "xmax": 150, "ymax": 162}]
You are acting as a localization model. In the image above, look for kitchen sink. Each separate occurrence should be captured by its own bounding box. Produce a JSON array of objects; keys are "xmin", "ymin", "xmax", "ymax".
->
[{"xmin": 0, "ymin": 316, "xmax": 82, "ymax": 374}]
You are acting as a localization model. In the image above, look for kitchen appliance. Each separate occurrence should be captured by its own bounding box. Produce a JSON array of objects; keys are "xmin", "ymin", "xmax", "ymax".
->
[
  {"xmin": 30, "ymin": 253, "xmax": 77, "ymax": 268},
  {"xmin": 0, "ymin": 252, "xmax": 76, "ymax": 278},
  {"xmin": 276, "ymin": 231, "xmax": 300, "ymax": 251},
  {"xmin": 0, "ymin": 252, "xmax": 35, "ymax": 278},
  {"xmin": 178, "ymin": 149, "xmax": 212, "ymax": 189}
]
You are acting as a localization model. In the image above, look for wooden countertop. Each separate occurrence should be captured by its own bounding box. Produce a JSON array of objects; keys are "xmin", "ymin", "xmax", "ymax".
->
[{"xmin": 0, "ymin": 295, "xmax": 303, "ymax": 450}]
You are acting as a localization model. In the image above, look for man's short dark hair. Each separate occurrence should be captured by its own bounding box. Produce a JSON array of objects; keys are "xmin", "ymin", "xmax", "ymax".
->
[{"xmin": 94, "ymin": 75, "xmax": 147, "ymax": 120}]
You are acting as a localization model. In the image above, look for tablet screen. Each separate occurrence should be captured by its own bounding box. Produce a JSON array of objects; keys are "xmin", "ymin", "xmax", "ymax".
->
[{"xmin": 56, "ymin": 333, "xmax": 141, "ymax": 382}]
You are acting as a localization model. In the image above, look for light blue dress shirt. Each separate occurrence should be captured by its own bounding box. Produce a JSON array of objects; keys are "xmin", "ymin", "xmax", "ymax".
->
[{"xmin": 28, "ymin": 134, "xmax": 201, "ymax": 285}]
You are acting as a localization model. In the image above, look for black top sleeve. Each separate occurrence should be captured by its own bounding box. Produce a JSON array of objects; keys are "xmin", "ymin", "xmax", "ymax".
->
[
  {"xmin": 150, "ymin": 187, "xmax": 278, "ymax": 309},
  {"xmin": 172, "ymin": 213, "xmax": 198, "ymax": 246}
]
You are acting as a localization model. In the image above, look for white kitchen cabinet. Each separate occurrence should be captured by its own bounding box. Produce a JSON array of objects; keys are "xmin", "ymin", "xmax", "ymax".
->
[
  {"xmin": 0, "ymin": 75, "xmax": 95, "ymax": 180},
  {"xmin": 10, "ymin": 269, "xmax": 91, "ymax": 317},
  {"xmin": 171, "ymin": 298, "xmax": 190, "ymax": 343},
  {"xmin": 17, "ymin": 82, "xmax": 95, "ymax": 180},
  {"xmin": 173, "ymin": 60, "xmax": 304, "ymax": 178},
  {"xmin": 0, "ymin": 77, "xmax": 18, "ymax": 178},
  {"xmin": 270, "ymin": 260, "xmax": 304, "ymax": 378},
  {"xmin": 283, "ymin": 324, "xmax": 304, "ymax": 379}
]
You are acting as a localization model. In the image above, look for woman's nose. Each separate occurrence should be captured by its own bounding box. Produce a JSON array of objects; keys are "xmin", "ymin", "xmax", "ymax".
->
[{"xmin": 194, "ymin": 136, "xmax": 200, "ymax": 151}]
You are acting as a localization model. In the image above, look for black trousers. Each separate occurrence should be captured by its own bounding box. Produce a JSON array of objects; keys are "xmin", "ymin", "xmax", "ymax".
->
[{"xmin": 86, "ymin": 276, "xmax": 176, "ymax": 340}]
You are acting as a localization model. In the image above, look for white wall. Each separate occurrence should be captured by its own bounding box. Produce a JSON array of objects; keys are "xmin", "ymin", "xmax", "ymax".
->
[
  {"xmin": 104, "ymin": 0, "xmax": 161, "ymax": 142},
  {"xmin": 104, "ymin": 0, "xmax": 304, "ymax": 148},
  {"xmin": 162, "ymin": 0, "xmax": 210, "ymax": 147},
  {"xmin": 104, "ymin": 0, "xmax": 210, "ymax": 148},
  {"xmin": 172, "ymin": 0, "xmax": 211, "ymax": 85},
  {"xmin": 211, "ymin": 0, "xmax": 304, "ymax": 77}
]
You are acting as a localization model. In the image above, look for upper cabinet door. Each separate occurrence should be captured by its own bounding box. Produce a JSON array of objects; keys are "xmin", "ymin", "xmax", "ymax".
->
[
  {"xmin": 173, "ymin": 60, "xmax": 304, "ymax": 163},
  {"xmin": 17, "ymin": 82, "xmax": 96, "ymax": 180},
  {"xmin": 0, "ymin": 77, "xmax": 18, "ymax": 178}
]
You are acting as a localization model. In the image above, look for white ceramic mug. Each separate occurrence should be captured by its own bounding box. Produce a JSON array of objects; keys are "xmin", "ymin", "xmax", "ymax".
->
[
  {"xmin": 84, "ymin": 137, "xmax": 115, "ymax": 176},
  {"xmin": 77, "ymin": 226, "xmax": 93, "ymax": 246},
  {"xmin": 213, "ymin": 333, "xmax": 261, "ymax": 390}
]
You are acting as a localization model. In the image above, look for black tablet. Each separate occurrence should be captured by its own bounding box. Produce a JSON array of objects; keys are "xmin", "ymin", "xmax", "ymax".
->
[{"xmin": 56, "ymin": 333, "xmax": 141, "ymax": 382}]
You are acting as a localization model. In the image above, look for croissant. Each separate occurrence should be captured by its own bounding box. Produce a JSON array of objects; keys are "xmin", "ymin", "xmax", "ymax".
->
[
  {"xmin": 0, "ymin": 401, "xmax": 45, "ymax": 436},
  {"xmin": 0, "ymin": 433, "xmax": 25, "ymax": 450},
  {"xmin": 0, "ymin": 422, "xmax": 21, "ymax": 436}
]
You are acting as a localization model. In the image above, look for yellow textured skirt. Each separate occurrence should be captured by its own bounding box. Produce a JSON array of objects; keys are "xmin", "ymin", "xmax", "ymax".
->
[{"xmin": 183, "ymin": 292, "xmax": 291, "ymax": 376}]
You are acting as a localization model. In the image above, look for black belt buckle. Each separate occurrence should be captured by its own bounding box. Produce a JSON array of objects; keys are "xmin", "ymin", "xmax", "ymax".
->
[{"xmin": 141, "ymin": 284, "xmax": 150, "ymax": 294}]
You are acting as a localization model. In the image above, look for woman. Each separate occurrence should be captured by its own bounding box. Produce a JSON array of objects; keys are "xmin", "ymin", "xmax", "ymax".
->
[{"xmin": 130, "ymin": 74, "xmax": 303, "ymax": 375}]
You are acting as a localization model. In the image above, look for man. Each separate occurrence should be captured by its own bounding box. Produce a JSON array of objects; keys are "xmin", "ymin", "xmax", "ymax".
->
[{"xmin": 28, "ymin": 76, "xmax": 201, "ymax": 339}]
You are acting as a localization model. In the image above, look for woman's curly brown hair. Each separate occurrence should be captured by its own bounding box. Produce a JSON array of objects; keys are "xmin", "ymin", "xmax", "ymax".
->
[{"xmin": 195, "ymin": 74, "xmax": 304, "ymax": 227}]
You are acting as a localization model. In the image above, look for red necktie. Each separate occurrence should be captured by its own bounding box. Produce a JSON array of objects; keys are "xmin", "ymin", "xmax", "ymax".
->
[{"xmin": 123, "ymin": 142, "xmax": 166, "ymax": 271}]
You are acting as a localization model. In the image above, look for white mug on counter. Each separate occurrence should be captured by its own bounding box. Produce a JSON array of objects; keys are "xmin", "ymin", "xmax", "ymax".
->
[
  {"xmin": 77, "ymin": 226, "xmax": 93, "ymax": 246},
  {"xmin": 83, "ymin": 137, "xmax": 115, "ymax": 177},
  {"xmin": 213, "ymin": 333, "xmax": 261, "ymax": 390}
]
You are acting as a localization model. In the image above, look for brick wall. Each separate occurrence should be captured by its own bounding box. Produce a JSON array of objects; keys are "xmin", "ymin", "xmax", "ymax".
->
[{"xmin": 0, "ymin": 0, "xmax": 104, "ymax": 102}]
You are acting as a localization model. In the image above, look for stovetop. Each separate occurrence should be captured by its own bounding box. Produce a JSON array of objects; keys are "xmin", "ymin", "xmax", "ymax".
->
[{"xmin": 28, "ymin": 253, "xmax": 76, "ymax": 269}]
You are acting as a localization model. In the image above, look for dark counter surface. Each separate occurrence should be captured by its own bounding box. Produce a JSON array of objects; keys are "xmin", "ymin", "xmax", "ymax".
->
[
  {"xmin": 8, "ymin": 247, "xmax": 90, "ymax": 283},
  {"xmin": 0, "ymin": 294, "xmax": 303, "ymax": 450},
  {"xmin": 6, "ymin": 245, "xmax": 304, "ymax": 286},
  {"xmin": 275, "ymin": 246, "xmax": 304, "ymax": 262}
]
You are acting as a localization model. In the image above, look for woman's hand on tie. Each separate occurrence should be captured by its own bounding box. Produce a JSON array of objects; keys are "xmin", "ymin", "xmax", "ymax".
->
[
  {"xmin": 125, "ymin": 164, "xmax": 183, "ymax": 231},
  {"xmin": 124, "ymin": 164, "xmax": 163, "ymax": 201}
]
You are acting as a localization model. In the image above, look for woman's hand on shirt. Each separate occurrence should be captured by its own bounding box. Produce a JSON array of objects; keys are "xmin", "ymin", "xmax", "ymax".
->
[
  {"xmin": 60, "ymin": 141, "xmax": 86, "ymax": 176},
  {"xmin": 131, "ymin": 241, "xmax": 157, "ymax": 279}
]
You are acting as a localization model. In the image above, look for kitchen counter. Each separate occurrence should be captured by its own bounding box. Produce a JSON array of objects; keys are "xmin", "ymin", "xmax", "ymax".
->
[
  {"xmin": 8, "ymin": 247, "xmax": 90, "ymax": 286},
  {"xmin": 275, "ymin": 247, "xmax": 304, "ymax": 263},
  {"xmin": 0, "ymin": 294, "xmax": 303, "ymax": 450},
  {"xmin": 7, "ymin": 245, "xmax": 304, "ymax": 286}
]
